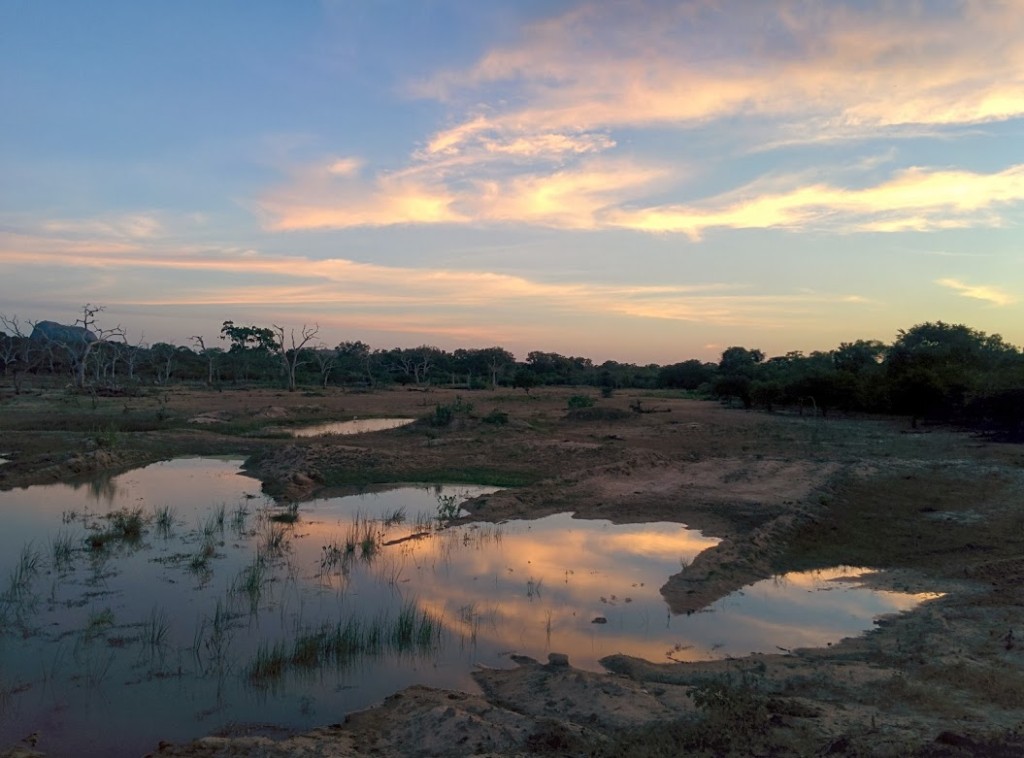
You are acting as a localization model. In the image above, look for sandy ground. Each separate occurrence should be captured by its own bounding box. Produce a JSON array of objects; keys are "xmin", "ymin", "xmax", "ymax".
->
[{"xmin": 2, "ymin": 385, "xmax": 1024, "ymax": 756}]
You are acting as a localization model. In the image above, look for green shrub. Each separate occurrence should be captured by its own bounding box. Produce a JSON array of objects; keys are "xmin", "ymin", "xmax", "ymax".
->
[
  {"xmin": 567, "ymin": 394, "xmax": 595, "ymax": 409},
  {"xmin": 482, "ymin": 409, "xmax": 509, "ymax": 425}
]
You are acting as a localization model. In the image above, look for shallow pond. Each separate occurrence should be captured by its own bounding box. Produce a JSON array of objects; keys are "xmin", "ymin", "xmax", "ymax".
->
[
  {"xmin": 289, "ymin": 417, "xmax": 414, "ymax": 437},
  {"xmin": 0, "ymin": 458, "xmax": 938, "ymax": 757}
]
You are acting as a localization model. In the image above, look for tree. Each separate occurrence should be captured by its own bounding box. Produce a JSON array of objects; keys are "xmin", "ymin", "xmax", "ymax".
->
[
  {"xmin": 0, "ymin": 314, "xmax": 38, "ymax": 394},
  {"xmin": 272, "ymin": 323, "xmax": 319, "ymax": 391},
  {"xmin": 512, "ymin": 367, "xmax": 539, "ymax": 394},
  {"xmin": 313, "ymin": 346, "xmax": 337, "ymax": 389},
  {"xmin": 34, "ymin": 305, "xmax": 126, "ymax": 389},
  {"xmin": 191, "ymin": 336, "xmax": 222, "ymax": 386},
  {"xmin": 219, "ymin": 321, "xmax": 278, "ymax": 383}
]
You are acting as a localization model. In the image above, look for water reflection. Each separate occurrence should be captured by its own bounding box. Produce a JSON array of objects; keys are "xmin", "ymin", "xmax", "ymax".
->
[
  {"xmin": 290, "ymin": 418, "xmax": 414, "ymax": 437},
  {"xmin": 0, "ymin": 458, "xmax": 940, "ymax": 757}
]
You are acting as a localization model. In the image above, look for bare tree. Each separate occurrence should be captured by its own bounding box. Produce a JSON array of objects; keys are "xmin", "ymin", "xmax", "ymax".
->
[
  {"xmin": 313, "ymin": 345, "xmax": 337, "ymax": 389},
  {"xmin": 272, "ymin": 324, "xmax": 319, "ymax": 391},
  {"xmin": 191, "ymin": 336, "xmax": 222, "ymax": 386},
  {"xmin": 64, "ymin": 305, "xmax": 126, "ymax": 389},
  {"xmin": 0, "ymin": 314, "xmax": 37, "ymax": 394}
]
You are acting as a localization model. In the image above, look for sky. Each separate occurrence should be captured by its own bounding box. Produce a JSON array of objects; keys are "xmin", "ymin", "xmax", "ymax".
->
[{"xmin": 1, "ymin": 0, "xmax": 1022, "ymax": 364}]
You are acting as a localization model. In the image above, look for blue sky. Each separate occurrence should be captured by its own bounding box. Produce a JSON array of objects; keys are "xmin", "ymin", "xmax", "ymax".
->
[{"xmin": 2, "ymin": 0, "xmax": 1022, "ymax": 363}]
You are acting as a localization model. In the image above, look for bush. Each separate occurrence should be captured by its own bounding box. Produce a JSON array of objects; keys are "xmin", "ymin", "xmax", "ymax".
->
[
  {"xmin": 482, "ymin": 409, "xmax": 509, "ymax": 425},
  {"xmin": 567, "ymin": 394, "xmax": 595, "ymax": 409},
  {"xmin": 429, "ymin": 395, "xmax": 474, "ymax": 427}
]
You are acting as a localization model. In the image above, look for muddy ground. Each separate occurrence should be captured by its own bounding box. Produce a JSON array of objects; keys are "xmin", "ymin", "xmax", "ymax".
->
[{"xmin": 1, "ymin": 385, "xmax": 1023, "ymax": 756}]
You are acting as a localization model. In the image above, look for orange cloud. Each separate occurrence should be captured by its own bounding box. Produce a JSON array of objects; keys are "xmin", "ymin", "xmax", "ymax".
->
[
  {"xmin": 936, "ymin": 278, "xmax": 1017, "ymax": 307},
  {"xmin": 420, "ymin": 1, "xmax": 1024, "ymax": 154},
  {"xmin": 604, "ymin": 165, "xmax": 1024, "ymax": 238},
  {"xmin": 0, "ymin": 226, "xmax": 865, "ymax": 329}
]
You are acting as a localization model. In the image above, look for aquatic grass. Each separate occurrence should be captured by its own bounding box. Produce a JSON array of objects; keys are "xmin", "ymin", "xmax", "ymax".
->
[
  {"xmin": 248, "ymin": 640, "xmax": 288, "ymax": 686},
  {"xmin": 269, "ymin": 502, "xmax": 300, "ymax": 524},
  {"xmin": 412, "ymin": 511, "xmax": 434, "ymax": 535},
  {"xmin": 247, "ymin": 603, "xmax": 443, "ymax": 685},
  {"xmin": 231, "ymin": 555, "xmax": 268, "ymax": 613},
  {"xmin": 83, "ymin": 607, "xmax": 115, "ymax": 641},
  {"xmin": 382, "ymin": 506, "xmax": 407, "ymax": 527},
  {"xmin": 4, "ymin": 540, "xmax": 42, "ymax": 618},
  {"xmin": 50, "ymin": 532, "xmax": 75, "ymax": 572},
  {"xmin": 436, "ymin": 493, "xmax": 461, "ymax": 523},
  {"xmin": 261, "ymin": 523, "xmax": 288, "ymax": 556},
  {"xmin": 140, "ymin": 607, "xmax": 170, "ymax": 653},
  {"xmin": 110, "ymin": 507, "xmax": 144, "ymax": 539},
  {"xmin": 526, "ymin": 577, "xmax": 543, "ymax": 600},
  {"xmin": 88, "ymin": 507, "xmax": 145, "ymax": 550},
  {"xmin": 193, "ymin": 599, "xmax": 233, "ymax": 674},
  {"xmin": 230, "ymin": 503, "xmax": 250, "ymax": 533},
  {"xmin": 319, "ymin": 540, "xmax": 348, "ymax": 577},
  {"xmin": 153, "ymin": 505, "xmax": 174, "ymax": 536}
]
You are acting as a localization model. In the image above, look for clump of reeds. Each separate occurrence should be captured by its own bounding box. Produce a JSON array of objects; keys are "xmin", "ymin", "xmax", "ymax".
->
[
  {"xmin": 246, "ymin": 602, "xmax": 443, "ymax": 687},
  {"xmin": 230, "ymin": 504, "xmax": 249, "ymax": 534},
  {"xmin": 140, "ymin": 607, "xmax": 170, "ymax": 652},
  {"xmin": 88, "ymin": 507, "xmax": 145, "ymax": 550},
  {"xmin": 4, "ymin": 543, "xmax": 42, "ymax": 604},
  {"xmin": 153, "ymin": 505, "xmax": 174, "ymax": 537},
  {"xmin": 382, "ymin": 507, "xmax": 406, "ymax": 527},
  {"xmin": 230, "ymin": 555, "xmax": 268, "ymax": 613},
  {"xmin": 260, "ymin": 523, "xmax": 288, "ymax": 556},
  {"xmin": 49, "ymin": 532, "xmax": 75, "ymax": 572},
  {"xmin": 269, "ymin": 502, "xmax": 299, "ymax": 524}
]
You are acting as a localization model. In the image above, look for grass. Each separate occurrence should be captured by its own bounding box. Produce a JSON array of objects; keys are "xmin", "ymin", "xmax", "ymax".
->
[
  {"xmin": 436, "ymin": 493, "xmax": 461, "ymax": 523},
  {"xmin": 140, "ymin": 607, "xmax": 170, "ymax": 652},
  {"xmin": 5, "ymin": 543, "xmax": 42, "ymax": 602},
  {"xmin": 193, "ymin": 599, "xmax": 233, "ymax": 673},
  {"xmin": 231, "ymin": 555, "xmax": 269, "ymax": 613},
  {"xmin": 260, "ymin": 523, "xmax": 288, "ymax": 555},
  {"xmin": 84, "ymin": 607, "xmax": 116, "ymax": 640},
  {"xmin": 50, "ymin": 532, "xmax": 75, "ymax": 571},
  {"xmin": 153, "ymin": 505, "xmax": 174, "ymax": 536},
  {"xmin": 526, "ymin": 576, "xmax": 543, "ymax": 600},
  {"xmin": 269, "ymin": 502, "xmax": 299, "ymax": 524},
  {"xmin": 88, "ymin": 507, "xmax": 145, "ymax": 551},
  {"xmin": 319, "ymin": 541, "xmax": 346, "ymax": 576},
  {"xmin": 382, "ymin": 506, "xmax": 406, "ymax": 526},
  {"xmin": 246, "ymin": 602, "xmax": 444, "ymax": 687},
  {"xmin": 230, "ymin": 504, "xmax": 250, "ymax": 533}
]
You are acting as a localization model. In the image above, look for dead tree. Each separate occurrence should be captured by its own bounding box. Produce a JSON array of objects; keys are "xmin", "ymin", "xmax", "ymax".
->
[{"xmin": 272, "ymin": 324, "xmax": 319, "ymax": 391}]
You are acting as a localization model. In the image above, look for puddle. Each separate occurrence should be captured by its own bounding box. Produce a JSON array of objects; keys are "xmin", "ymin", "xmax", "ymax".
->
[
  {"xmin": 0, "ymin": 458, "xmax": 939, "ymax": 757},
  {"xmin": 289, "ymin": 418, "xmax": 414, "ymax": 437}
]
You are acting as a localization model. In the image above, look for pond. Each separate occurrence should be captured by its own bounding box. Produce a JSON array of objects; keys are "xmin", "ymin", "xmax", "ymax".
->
[
  {"xmin": 0, "ymin": 458, "xmax": 939, "ymax": 757},
  {"xmin": 289, "ymin": 418, "xmax": 415, "ymax": 437}
]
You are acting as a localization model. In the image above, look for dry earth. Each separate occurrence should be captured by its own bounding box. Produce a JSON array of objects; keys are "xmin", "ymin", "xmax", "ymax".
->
[{"xmin": 1, "ymin": 386, "xmax": 1023, "ymax": 756}]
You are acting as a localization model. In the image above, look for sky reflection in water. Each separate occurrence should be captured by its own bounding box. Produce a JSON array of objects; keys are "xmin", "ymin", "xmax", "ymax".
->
[
  {"xmin": 0, "ymin": 458, "xmax": 938, "ymax": 757},
  {"xmin": 289, "ymin": 417, "xmax": 414, "ymax": 437}
]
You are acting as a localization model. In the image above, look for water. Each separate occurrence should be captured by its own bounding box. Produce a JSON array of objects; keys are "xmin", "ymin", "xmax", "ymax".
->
[
  {"xmin": 0, "ymin": 458, "xmax": 939, "ymax": 756},
  {"xmin": 289, "ymin": 418, "xmax": 414, "ymax": 437}
]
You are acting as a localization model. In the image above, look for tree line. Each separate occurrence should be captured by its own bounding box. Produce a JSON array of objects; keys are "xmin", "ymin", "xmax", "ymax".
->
[{"xmin": 1, "ymin": 307, "xmax": 1022, "ymax": 434}]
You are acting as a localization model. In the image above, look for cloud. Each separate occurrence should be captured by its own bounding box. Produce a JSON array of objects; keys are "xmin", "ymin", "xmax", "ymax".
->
[
  {"xmin": 604, "ymin": 164, "xmax": 1024, "ymax": 238},
  {"xmin": 260, "ymin": 155, "xmax": 669, "ymax": 231},
  {"xmin": 0, "ymin": 225, "xmax": 867, "ymax": 329},
  {"xmin": 258, "ymin": 2, "xmax": 1024, "ymax": 235},
  {"xmin": 41, "ymin": 213, "xmax": 165, "ymax": 240},
  {"xmin": 419, "ymin": 1, "xmax": 1024, "ymax": 155},
  {"xmin": 936, "ymin": 278, "xmax": 1017, "ymax": 306}
]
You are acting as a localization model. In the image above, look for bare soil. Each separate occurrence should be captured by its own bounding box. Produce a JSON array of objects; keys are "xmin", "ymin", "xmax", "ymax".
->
[{"xmin": 2, "ymin": 385, "xmax": 1024, "ymax": 757}]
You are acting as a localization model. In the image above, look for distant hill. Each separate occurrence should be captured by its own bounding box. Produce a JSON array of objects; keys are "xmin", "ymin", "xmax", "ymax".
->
[{"xmin": 29, "ymin": 320, "xmax": 97, "ymax": 344}]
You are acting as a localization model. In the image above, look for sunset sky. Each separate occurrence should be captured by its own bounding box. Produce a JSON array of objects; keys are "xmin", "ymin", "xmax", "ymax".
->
[{"xmin": 2, "ymin": 0, "xmax": 1022, "ymax": 363}]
